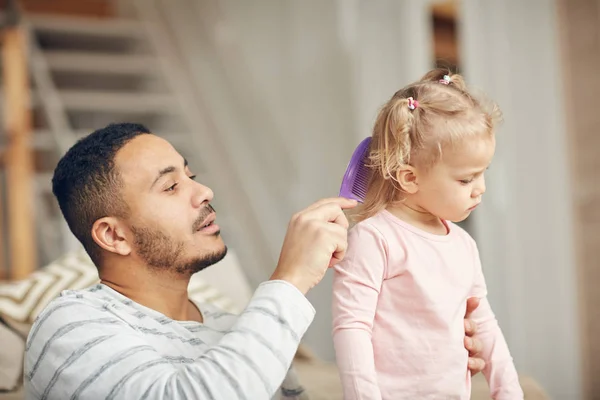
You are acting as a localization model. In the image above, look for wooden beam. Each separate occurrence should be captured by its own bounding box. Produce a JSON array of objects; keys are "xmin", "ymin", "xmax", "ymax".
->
[
  {"xmin": 431, "ymin": 0, "xmax": 458, "ymax": 21},
  {"xmin": 433, "ymin": 17, "xmax": 459, "ymax": 67},
  {"xmin": 0, "ymin": 160, "xmax": 4, "ymax": 280},
  {"xmin": 2, "ymin": 26, "xmax": 37, "ymax": 280},
  {"xmin": 432, "ymin": 1, "xmax": 459, "ymax": 68}
]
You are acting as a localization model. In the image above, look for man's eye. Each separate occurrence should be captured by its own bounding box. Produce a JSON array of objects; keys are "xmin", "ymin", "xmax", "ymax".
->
[
  {"xmin": 459, "ymin": 179, "xmax": 473, "ymax": 185},
  {"xmin": 189, "ymin": 175, "xmax": 197, "ymax": 181}
]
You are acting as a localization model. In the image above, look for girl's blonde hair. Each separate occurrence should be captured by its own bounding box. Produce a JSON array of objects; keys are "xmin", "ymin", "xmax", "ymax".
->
[{"xmin": 354, "ymin": 68, "xmax": 502, "ymax": 222}]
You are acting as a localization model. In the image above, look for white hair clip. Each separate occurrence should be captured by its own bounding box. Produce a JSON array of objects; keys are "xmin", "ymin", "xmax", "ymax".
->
[
  {"xmin": 439, "ymin": 75, "xmax": 451, "ymax": 85},
  {"xmin": 407, "ymin": 97, "xmax": 418, "ymax": 110}
]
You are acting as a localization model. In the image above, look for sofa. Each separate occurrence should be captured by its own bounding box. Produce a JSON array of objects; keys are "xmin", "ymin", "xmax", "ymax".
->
[{"xmin": 0, "ymin": 249, "xmax": 548, "ymax": 399}]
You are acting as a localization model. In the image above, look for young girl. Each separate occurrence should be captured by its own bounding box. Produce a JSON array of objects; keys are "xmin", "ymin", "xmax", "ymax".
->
[{"xmin": 332, "ymin": 69, "xmax": 523, "ymax": 399}]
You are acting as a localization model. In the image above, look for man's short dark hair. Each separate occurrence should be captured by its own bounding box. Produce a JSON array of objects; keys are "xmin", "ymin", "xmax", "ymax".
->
[{"xmin": 52, "ymin": 123, "xmax": 151, "ymax": 264}]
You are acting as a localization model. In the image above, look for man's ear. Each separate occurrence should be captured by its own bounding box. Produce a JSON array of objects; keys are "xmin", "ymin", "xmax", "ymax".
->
[
  {"xmin": 91, "ymin": 217, "xmax": 132, "ymax": 256},
  {"xmin": 395, "ymin": 165, "xmax": 419, "ymax": 194}
]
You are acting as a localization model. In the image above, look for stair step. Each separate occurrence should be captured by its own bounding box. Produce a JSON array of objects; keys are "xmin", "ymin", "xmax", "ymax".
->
[
  {"xmin": 44, "ymin": 51, "xmax": 158, "ymax": 75},
  {"xmin": 60, "ymin": 90, "xmax": 177, "ymax": 114},
  {"xmin": 29, "ymin": 14, "xmax": 145, "ymax": 39}
]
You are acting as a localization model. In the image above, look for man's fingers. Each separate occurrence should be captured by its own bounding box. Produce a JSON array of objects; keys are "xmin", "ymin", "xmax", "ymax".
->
[
  {"xmin": 330, "ymin": 243, "xmax": 349, "ymax": 267},
  {"xmin": 304, "ymin": 197, "xmax": 358, "ymax": 213},
  {"xmin": 468, "ymin": 357, "xmax": 486, "ymax": 376},
  {"xmin": 464, "ymin": 318, "xmax": 477, "ymax": 336},
  {"xmin": 328, "ymin": 224, "xmax": 349, "ymax": 264},
  {"xmin": 464, "ymin": 336, "xmax": 483, "ymax": 356},
  {"xmin": 329, "ymin": 252, "xmax": 345, "ymax": 267},
  {"xmin": 303, "ymin": 202, "xmax": 352, "ymax": 229},
  {"xmin": 293, "ymin": 198, "xmax": 357, "ymax": 231},
  {"xmin": 465, "ymin": 297, "xmax": 480, "ymax": 318}
]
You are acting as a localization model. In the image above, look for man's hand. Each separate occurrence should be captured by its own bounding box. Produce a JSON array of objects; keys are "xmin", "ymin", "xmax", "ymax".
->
[
  {"xmin": 271, "ymin": 197, "xmax": 357, "ymax": 294},
  {"xmin": 464, "ymin": 297, "xmax": 485, "ymax": 375}
]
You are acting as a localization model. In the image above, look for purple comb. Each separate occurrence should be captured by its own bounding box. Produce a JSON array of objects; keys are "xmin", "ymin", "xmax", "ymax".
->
[{"xmin": 339, "ymin": 137, "xmax": 372, "ymax": 203}]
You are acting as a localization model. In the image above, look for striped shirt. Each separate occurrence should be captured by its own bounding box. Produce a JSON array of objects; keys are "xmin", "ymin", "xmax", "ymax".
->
[{"xmin": 24, "ymin": 280, "xmax": 314, "ymax": 400}]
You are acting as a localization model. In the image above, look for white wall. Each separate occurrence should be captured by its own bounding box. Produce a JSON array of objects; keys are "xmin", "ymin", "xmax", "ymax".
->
[{"xmin": 461, "ymin": 1, "xmax": 582, "ymax": 398}]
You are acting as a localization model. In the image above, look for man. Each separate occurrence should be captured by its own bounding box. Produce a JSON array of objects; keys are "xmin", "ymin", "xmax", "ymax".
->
[{"xmin": 24, "ymin": 123, "xmax": 485, "ymax": 399}]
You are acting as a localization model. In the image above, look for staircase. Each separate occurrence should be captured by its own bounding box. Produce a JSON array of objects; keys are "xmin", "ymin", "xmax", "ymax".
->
[
  {"xmin": 8, "ymin": 3, "xmax": 275, "ymax": 283},
  {"xmin": 20, "ymin": 12, "xmax": 193, "ymax": 264}
]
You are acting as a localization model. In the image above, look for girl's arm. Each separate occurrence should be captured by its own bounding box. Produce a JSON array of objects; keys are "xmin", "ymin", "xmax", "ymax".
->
[{"xmin": 332, "ymin": 223, "xmax": 387, "ymax": 400}]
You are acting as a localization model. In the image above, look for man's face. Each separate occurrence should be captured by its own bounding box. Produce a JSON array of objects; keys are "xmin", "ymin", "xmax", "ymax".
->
[{"xmin": 114, "ymin": 134, "xmax": 227, "ymax": 276}]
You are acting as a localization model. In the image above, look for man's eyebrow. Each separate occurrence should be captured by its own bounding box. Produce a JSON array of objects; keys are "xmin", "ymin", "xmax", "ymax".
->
[
  {"xmin": 151, "ymin": 158, "xmax": 189, "ymax": 189},
  {"xmin": 151, "ymin": 166, "xmax": 177, "ymax": 189}
]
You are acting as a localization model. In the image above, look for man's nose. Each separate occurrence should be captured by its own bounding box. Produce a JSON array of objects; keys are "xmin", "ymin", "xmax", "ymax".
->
[{"xmin": 192, "ymin": 181, "xmax": 214, "ymax": 208}]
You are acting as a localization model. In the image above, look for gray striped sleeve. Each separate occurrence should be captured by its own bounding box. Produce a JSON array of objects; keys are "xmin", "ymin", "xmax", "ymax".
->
[
  {"xmin": 70, "ymin": 345, "xmax": 157, "ymax": 400},
  {"xmin": 24, "ymin": 280, "xmax": 314, "ymax": 400},
  {"xmin": 26, "ymin": 318, "xmax": 122, "ymax": 381},
  {"xmin": 40, "ymin": 334, "xmax": 114, "ymax": 400}
]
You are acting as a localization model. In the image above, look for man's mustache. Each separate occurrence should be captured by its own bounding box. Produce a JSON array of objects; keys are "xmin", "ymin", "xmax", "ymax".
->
[{"xmin": 192, "ymin": 204, "xmax": 216, "ymax": 232}]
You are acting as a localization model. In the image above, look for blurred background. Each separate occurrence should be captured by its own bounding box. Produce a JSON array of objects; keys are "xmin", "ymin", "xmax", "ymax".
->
[{"xmin": 0, "ymin": 0, "xmax": 596, "ymax": 398}]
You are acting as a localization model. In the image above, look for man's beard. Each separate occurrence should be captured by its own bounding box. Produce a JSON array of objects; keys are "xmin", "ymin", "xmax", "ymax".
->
[{"xmin": 131, "ymin": 206, "xmax": 227, "ymax": 275}]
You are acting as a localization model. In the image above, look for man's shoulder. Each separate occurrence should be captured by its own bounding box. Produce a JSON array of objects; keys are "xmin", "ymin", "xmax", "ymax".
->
[
  {"xmin": 26, "ymin": 286, "xmax": 124, "ymax": 349},
  {"xmin": 23, "ymin": 287, "xmax": 147, "ymax": 400},
  {"xmin": 36, "ymin": 284, "xmax": 115, "ymax": 318}
]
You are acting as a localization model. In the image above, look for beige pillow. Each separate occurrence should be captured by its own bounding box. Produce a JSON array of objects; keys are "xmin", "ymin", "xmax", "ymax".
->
[{"xmin": 0, "ymin": 251, "xmax": 100, "ymax": 324}]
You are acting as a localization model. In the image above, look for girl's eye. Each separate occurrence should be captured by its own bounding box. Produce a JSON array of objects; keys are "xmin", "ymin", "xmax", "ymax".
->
[
  {"xmin": 460, "ymin": 179, "xmax": 473, "ymax": 185},
  {"xmin": 165, "ymin": 183, "xmax": 178, "ymax": 192},
  {"xmin": 189, "ymin": 175, "xmax": 197, "ymax": 181}
]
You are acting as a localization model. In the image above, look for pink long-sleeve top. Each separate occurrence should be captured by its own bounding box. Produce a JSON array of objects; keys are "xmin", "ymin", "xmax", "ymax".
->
[{"xmin": 332, "ymin": 210, "xmax": 523, "ymax": 399}]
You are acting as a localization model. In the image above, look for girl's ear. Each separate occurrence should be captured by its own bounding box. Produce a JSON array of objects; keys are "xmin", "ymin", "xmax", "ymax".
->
[{"xmin": 395, "ymin": 165, "xmax": 419, "ymax": 194}]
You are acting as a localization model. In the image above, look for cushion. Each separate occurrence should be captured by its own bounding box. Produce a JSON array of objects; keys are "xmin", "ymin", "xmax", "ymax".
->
[{"xmin": 0, "ymin": 251, "xmax": 99, "ymax": 325}]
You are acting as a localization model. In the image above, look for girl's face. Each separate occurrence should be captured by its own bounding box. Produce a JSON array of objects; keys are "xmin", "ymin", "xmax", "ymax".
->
[{"xmin": 412, "ymin": 136, "xmax": 496, "ymax": 223}]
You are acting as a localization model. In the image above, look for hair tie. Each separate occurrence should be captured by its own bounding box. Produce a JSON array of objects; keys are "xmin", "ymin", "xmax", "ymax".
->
[
  {"xmin": 407, "ymin": 97, "xmax": 419, "ymax": 110},
  {"xmin": 439, "ymin": 75, "xmax": 451, "ymax": 85}
]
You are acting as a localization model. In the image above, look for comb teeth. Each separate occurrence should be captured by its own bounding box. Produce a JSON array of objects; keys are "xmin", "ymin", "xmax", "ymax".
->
[
  {"xmin": 351, "ymin": 161, "xmax": 370, "ymax": 200},
  {"xmin": 339, "ymin": 137, "xmax": 372, "ymax": 202}
]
